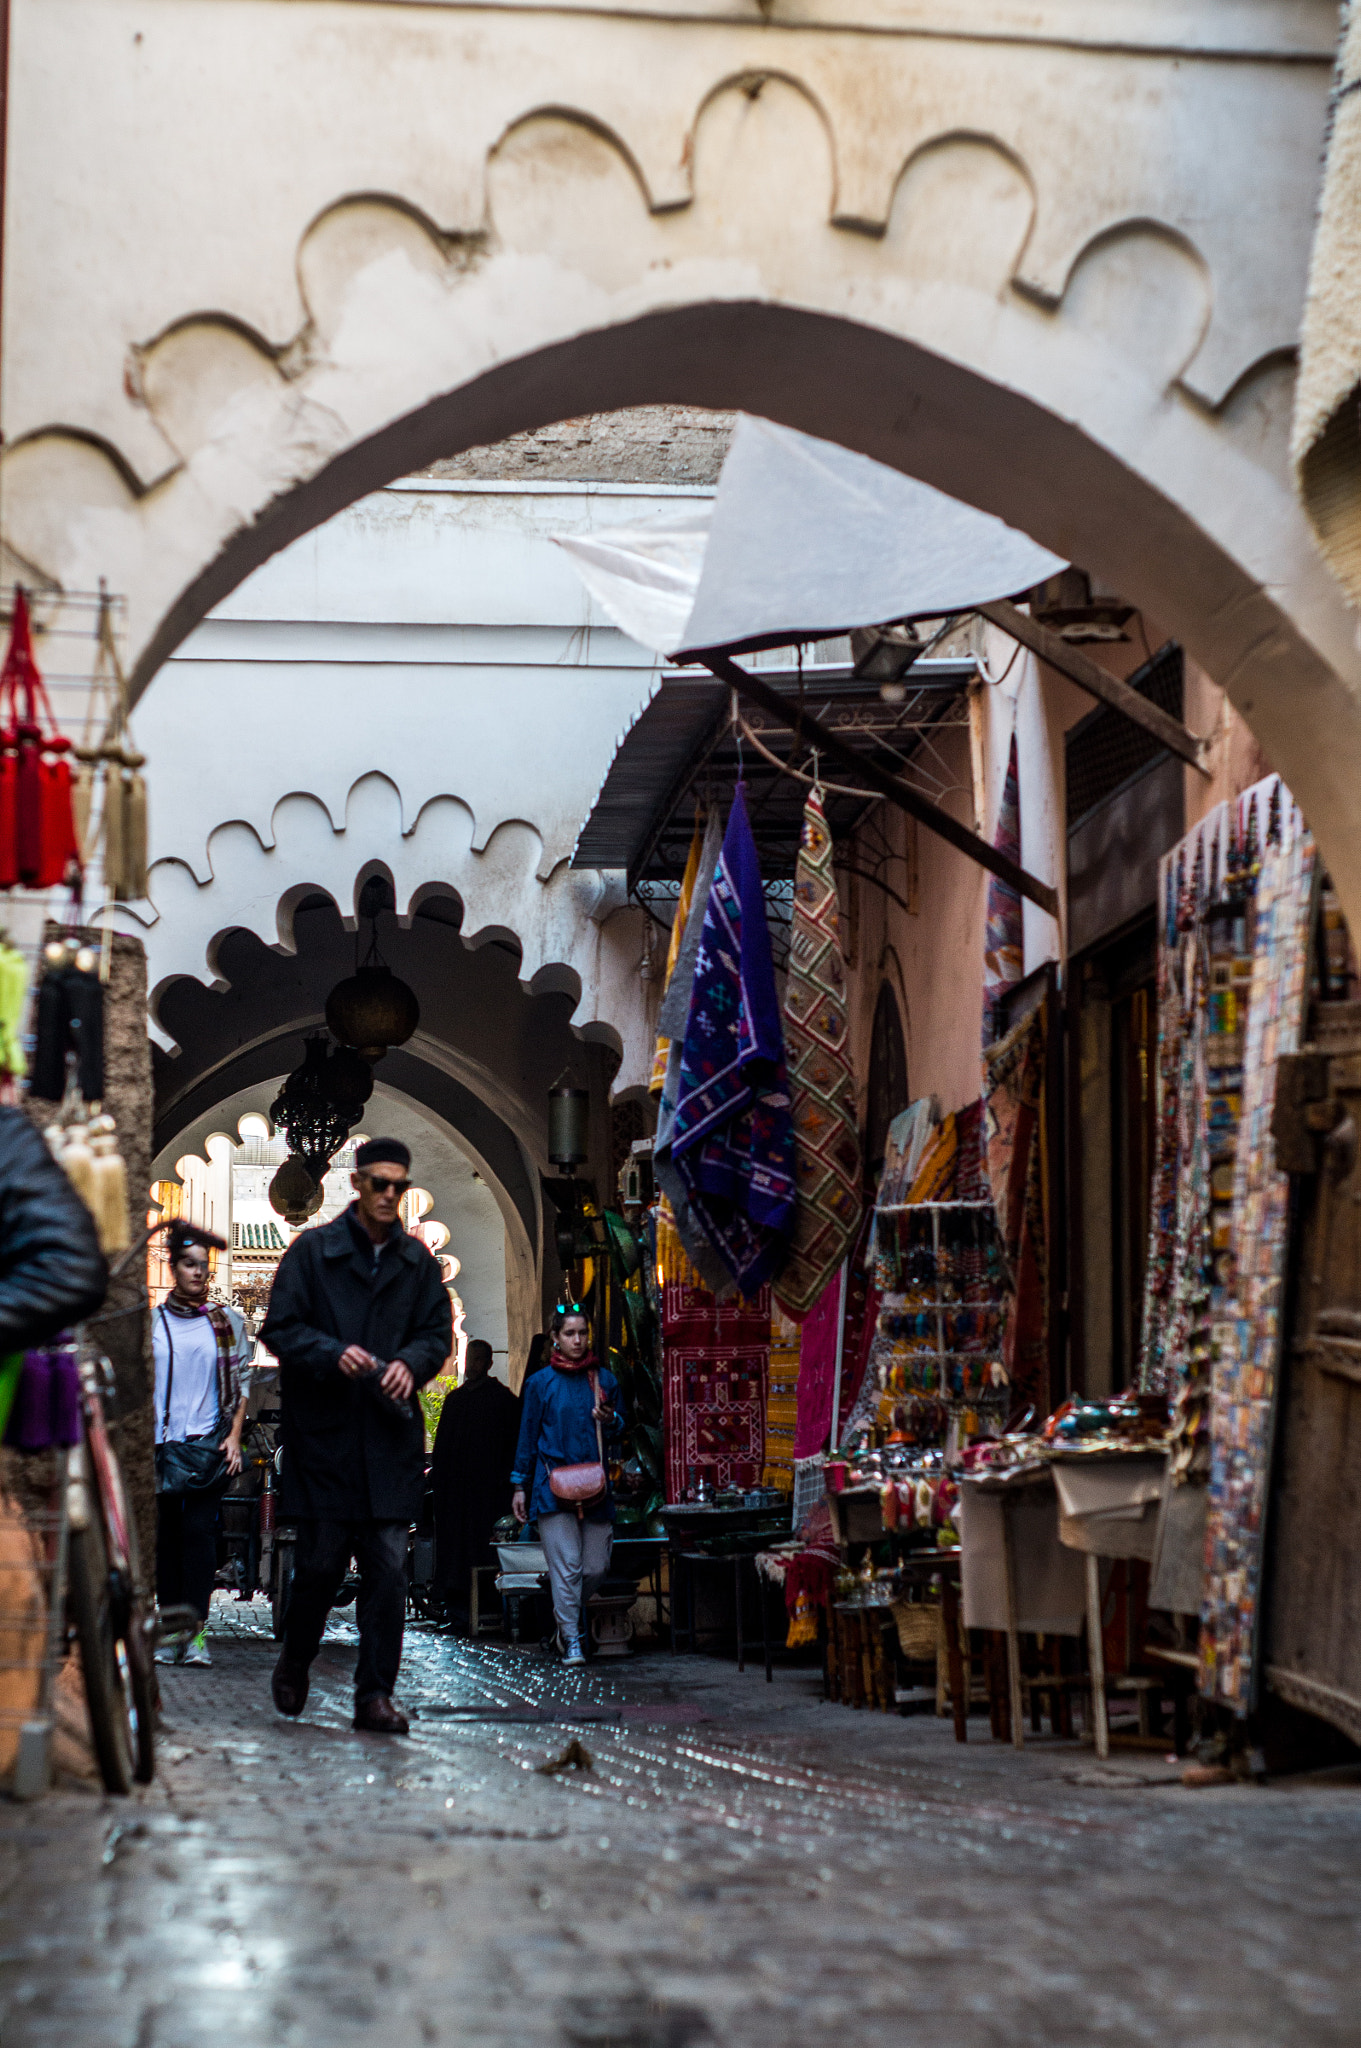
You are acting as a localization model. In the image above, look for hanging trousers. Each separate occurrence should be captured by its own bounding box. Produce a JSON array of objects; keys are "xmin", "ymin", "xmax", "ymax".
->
[{"xmin": 537, "ymin": 1512, "xmax": 613, "ymax": 1643}]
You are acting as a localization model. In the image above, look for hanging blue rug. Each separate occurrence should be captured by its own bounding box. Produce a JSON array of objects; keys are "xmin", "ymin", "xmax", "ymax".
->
[{"xmin": 671, "ymin": 784, "xmax": 796, "ymax": 1296}]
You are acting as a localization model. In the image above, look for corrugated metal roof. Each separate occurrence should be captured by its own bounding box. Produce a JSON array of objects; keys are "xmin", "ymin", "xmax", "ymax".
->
[{"xmin": 573, "ymin": 658, "xmax": 975, "ymax": 884}]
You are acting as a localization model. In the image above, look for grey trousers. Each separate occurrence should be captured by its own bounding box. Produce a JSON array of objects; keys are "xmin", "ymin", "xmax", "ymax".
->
[{"xmin": 538, "ymin": 1512, "xmax": 613, "ymax": 1642}]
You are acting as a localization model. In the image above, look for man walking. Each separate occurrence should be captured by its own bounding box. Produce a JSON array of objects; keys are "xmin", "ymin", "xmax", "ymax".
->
[
  {"xmin": 429, "ymin": 1338, "xmax": 520, "ymax": 1630},
  {"xmin": 261, "ymin": 1137, "xmax": 452, "ymax": 1733}
]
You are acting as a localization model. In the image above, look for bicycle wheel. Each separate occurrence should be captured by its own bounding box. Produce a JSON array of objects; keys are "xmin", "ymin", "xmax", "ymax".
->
[
  {"xmin": 121, "ymin": 1513, "xmax": 156, "ymax": 1786},
  {"xmin": 271, "ymin": 1535, "xmax": 296, "ymax": 1641},
  {"xmin": 67, "ymin": 1518, "xmax": 135, "ymax": 1796}
]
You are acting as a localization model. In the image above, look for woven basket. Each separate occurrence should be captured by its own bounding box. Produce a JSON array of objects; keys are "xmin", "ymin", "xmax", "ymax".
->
[{"xmin": 890, "ymin": 1599, "xmax": 942, "ymax": 1661}]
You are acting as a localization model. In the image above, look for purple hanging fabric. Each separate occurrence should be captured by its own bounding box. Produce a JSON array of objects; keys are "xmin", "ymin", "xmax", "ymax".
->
[
  {"xmin": 671, "ymin": 785, "xmax": 797, "ymax": 1297},
  {"xmin": 49, "ymin": 1346, "xmax": 82, "ymax": 1446},
  {"xmin": 793, "ymin": 1267, "xmax": 844, "ymax": 1459},
  {"xmin": 8, "ymin": 1350, "xmax": 53, "ymax": 1450}
]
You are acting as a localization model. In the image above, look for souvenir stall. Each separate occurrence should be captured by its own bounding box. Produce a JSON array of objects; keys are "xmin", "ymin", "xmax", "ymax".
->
[
  {"xmin": 0, "ymin": 586, "xmax": 152, "ymax": 1797},
  {"xmin": 559, "ymin": 414, "xmax": 1213, "ymax": 1685},
  {"xmin": 1136, "ymin": 775, "xmax": 1317, "ymax": 1720},
  {"xmin": 943, "ymin": 775, "xmax": 1317, "ymax": 1757}
]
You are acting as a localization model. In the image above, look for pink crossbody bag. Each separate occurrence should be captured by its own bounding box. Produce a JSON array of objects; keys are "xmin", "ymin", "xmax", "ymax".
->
[{"xmin": 548, "ymin": 1368, "xmax": 607, "ymax": 1517}]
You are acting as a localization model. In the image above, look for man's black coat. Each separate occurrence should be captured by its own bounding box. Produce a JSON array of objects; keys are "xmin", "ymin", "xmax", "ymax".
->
[{"xmin": 260, "ymin": 1205, "xmax": 452, "ymax": 1522}]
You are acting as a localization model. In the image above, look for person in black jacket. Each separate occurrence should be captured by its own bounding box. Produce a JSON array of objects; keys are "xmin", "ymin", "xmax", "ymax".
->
[
  {"xmin": 429, "ymin": 1338, "xmax": 520, "ymax": 1629},
  {"xmin": 0, "ymin": 1106, "xmax": 107, "ymax": 1354},
  {"xmin": 259, "ymin": 1137, "xmax": 452, "ymax": 1734}
]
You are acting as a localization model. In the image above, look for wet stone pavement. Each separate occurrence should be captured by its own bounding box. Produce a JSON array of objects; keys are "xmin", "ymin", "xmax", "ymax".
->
[{"xmin": 4, "ymin": 1599, "xmax": 1361, "ymax": 2047}]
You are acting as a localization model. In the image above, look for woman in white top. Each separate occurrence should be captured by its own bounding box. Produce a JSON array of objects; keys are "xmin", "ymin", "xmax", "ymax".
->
[{"xmin": 152, "ymin": 1226, "xmax": 252, "ymax": 1667}]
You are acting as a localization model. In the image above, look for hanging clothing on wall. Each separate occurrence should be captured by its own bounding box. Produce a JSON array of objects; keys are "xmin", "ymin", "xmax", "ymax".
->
[
  {"xmin": 1202, "ymin": 799, "xmax": 1315, "ymax": 1712},
  {"xmin": 982, "ymin": 1003, "xmax": 1049, "ymax": 1414},
  {"xmin": 775, "ymin": 785, "xmax": 862, "ymax": 1319},
  {"xmin": 981, "ymin": 736, "xmax": 1023, "ymax": 1050},
  {"xmin": 670, "ymin": 787, "xmax": 796, "ymax": 1299},
  {"xmin": 1135, "ymin": 775, "xmax": 1314, "ymax": 1715}
]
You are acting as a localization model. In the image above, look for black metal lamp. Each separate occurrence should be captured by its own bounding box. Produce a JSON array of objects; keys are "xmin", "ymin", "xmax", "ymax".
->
[
  {"xmin": 269, "ymin": 1154, "xmax": 323, "ymax": 1226},
  {"xmin": 325, "ymin": 876, "xmax": 420, "ymax": 1061},
  {"xmin": 548, "ymin": 1085, "xmax": 589, "ymax": 1169}
]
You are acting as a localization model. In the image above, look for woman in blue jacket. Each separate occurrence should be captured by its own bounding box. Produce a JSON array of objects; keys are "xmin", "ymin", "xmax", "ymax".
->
[{"xmin": 510, "ymin": 1307, "xmax": 621, "ymax": 1665}]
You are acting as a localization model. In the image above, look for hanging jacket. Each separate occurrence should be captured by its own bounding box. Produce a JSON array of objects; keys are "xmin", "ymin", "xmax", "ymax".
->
[{"xmin": 0, "ymin": 1107, "xmax": 107, "ymax": 1351}]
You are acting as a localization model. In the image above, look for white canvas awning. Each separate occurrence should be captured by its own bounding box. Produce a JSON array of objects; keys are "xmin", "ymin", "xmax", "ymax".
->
[{"xmin": 554, "ymin": 414, "xmax": 1065, "ymax": 657}]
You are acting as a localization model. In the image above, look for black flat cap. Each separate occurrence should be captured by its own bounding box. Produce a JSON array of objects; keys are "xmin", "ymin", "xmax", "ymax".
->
[{"xmin": 354, "ymin": 1137, "xmax": 411, "ymax": 1170}]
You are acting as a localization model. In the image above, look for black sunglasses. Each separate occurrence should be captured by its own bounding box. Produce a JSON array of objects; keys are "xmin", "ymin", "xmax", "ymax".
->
[{"xmin": 361, "ymin": 1173, "xmax": 410, "ymax": 1196}]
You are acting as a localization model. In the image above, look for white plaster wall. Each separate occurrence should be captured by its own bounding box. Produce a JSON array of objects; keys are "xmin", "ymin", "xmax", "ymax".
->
[
  {"xmin": 145, "ymin": 479, "xmax": 693, "ymax": 878},
  {"xmin": 121, "ymin": 477, "xmax": 697, "ymax": 1092},
  {"xmin": 7, "ymin": 0, "xmax": 1361, "ymax": 943}
]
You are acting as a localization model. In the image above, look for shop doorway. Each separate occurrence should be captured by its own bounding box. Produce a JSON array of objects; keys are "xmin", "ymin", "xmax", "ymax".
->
[
  {"xmin": 1070, "ymin": 915, "xmax": 1157, "ymax": 1397},
  {"xmin": 865, "ymin": 980, "xmax": 909, "ymax": 1180}
]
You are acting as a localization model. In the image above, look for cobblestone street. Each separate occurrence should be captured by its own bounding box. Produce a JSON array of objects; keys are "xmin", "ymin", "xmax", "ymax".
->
[{"xmin": 3, "ymin": 1598, "xmax": 1361, "ymax": 2047}]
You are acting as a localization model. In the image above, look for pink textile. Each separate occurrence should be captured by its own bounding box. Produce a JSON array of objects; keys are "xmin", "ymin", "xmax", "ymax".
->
[{"xmin": 793, "ymin": 1267, "xmax": 844, "ymax": 1459}]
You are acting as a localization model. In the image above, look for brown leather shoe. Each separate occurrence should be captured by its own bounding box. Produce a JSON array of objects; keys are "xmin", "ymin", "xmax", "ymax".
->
[
  {"xmin": 271, "ymin": 1655, "xmax": 309, "ymax": 1717},
  {"xmin": 353, "ymin": 1694, "xmax": 410, "ymax": 1735}
]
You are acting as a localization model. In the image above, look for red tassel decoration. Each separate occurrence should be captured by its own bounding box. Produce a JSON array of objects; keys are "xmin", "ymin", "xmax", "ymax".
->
[
  {"xmin": 0, "ymin": 751, "xmax": 16, "ymax": 889},
  {"xmin": 1, "ymin": 591, "xmax": 80, "ymax": 891},
  {"xmin": 38, "ymin": 752, "xmax": 77, "ymax": 887}
]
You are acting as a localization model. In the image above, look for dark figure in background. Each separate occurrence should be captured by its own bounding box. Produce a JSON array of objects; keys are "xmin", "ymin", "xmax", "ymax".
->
[
  {"xmin": 430, "ymin": 1339, "xmax": 520, "ymax": 1629},
  {"xmin": 260, "ymin": 1137, "xmax": 452, "ymax": 1734}
]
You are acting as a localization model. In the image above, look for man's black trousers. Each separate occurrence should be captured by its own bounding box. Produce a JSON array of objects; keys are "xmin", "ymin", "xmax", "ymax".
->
[{"xmin": 283, "ymin": 1518, "xmax": 408, "ymax": 1704}]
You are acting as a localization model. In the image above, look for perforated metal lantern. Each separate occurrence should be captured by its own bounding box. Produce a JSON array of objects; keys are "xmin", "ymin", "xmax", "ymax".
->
[
  {"xmin": 268, "ymin": 1154, "xmax": 323, "ymax": 1226},
  {"xmin": 548, "ymin": 1085, "xmax": 589, "ymax": 1169},
  {"xmin": 324, "ymin": 963, "xmax": 420, "ymax": 1061}
]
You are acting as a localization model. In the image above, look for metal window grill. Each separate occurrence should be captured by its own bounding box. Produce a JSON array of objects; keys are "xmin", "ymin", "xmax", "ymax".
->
[{"xmin": 1065, "ymin": 642, "xmax": 1184, "ymax": 832}]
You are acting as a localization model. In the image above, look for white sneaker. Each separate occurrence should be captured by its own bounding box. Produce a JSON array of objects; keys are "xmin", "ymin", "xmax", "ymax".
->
[
  {"xmin": 154, "ymin": 1641, "xmax": 184, "ymax": 1666},
  {"xmin": 182, "ymin": 1633, "xmax": 212, "ymax": 1668},
  {"xmin": 563, "ymin": 1635, "xmax": 585, "ymax": 1666}
]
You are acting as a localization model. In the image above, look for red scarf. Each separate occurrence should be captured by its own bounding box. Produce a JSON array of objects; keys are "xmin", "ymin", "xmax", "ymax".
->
[{"xmin": 550, "ymin": 1347, "xmax": 600, "ymax": 1376}]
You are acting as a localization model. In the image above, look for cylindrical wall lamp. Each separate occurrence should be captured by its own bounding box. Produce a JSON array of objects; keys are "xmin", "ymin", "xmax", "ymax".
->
[{"xmin": 548, "ymin": 1085, "xmax": 589, "ymax": 1170}]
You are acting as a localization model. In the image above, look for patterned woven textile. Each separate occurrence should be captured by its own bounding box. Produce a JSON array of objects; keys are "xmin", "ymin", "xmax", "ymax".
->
[
  {"xmin": 762, "ymin": 1306, "xmax": 801, "ymax": 1493},
  {"xmin": 775, "ymin": 787, "xmax": 863, "ymax": 1318},
  {"xmin": 982, "ymin": 736, "xmax": 1023, "ymax": 1049},
  {"xmin": 649, "ymin": 822, "xmax": 703, "ymax": 1097},
  {"xmin": 672, "ymin": 786, "xmax": 797, "ymax": 1297},
  {"xmin": 662, "ymin": 1280, "xmax": 770, "ymax": 1502}
]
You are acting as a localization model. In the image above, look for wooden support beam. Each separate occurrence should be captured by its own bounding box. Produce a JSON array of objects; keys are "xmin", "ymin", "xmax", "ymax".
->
[
  {"xmin": 695, "ymin": 650, "xmax": 1061, "ymax": 919},
  {"xmin": 977, "ymin": 601, "xmax": 1211, "ymax": 775}
]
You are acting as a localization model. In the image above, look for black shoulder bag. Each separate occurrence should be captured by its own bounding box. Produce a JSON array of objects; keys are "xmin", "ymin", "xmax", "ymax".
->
[{"xmin": 154, "ymin": 1308, "xmax": 233, "ymax": 1497}]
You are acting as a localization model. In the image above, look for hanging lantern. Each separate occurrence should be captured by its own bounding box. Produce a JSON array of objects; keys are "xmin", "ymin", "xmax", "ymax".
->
[
  {"xmin": 268, "ymin": 1154, "xmax": 323, "ymax": 1226},
  {"xmin": 325, "ymin": 876, "xmax": 419, "ymax": 1060},
  {"xmin": 548, "ymin": 1085, "xmax": 589, "ymax": 1169},
  {"xmin": 327, "ymin": 1042, "xmax": 374, "ymax": 1113},
  {"xmin": 325, "ymin": 963, "xmax": 419, "ymax": 1061},
  {"xmin": 269, "ymin": 1032, "xmax": 367, "ymax": 1177}
]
